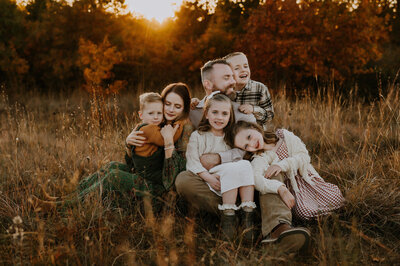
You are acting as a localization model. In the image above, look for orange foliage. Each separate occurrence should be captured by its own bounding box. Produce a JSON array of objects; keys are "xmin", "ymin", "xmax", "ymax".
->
[
  {"xmin": 77, "ymin": 36, "xmax": 126, "ymax": 95},
  {"xmin": 0, "ymin": 0, "xmax": 396, "ymax": 93},
  {"xmin": 237, "ymin": 0, "xmax": 388, "ymax": 84}
]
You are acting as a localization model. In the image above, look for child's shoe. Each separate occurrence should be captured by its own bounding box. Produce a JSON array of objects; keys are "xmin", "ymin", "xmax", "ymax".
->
[
  {"xmin": 239, "ymin": 201, "xmax": 257, "ymax": 243},
  {"xmin": 218, "ymin": 204, "xmax": 238, "ymax": 241}
]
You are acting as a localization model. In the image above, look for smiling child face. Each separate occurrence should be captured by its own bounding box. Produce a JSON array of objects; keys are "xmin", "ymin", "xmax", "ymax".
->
[
  {"xmin": 205, "ymin": 100, "xmax": 231, "ymax": 133},
  {"xmin": 226, "ymin": 54, "xmax": 251, "ymax": 90},
  {"xmin": 234, "ymin": 128, "xmax": 264, "ymax": 152}
]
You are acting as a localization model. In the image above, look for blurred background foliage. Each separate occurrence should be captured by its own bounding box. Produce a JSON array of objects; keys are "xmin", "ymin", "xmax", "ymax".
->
[{"xmin": 0, "ymin": 0, "xmax": 399, "ymax": 98}]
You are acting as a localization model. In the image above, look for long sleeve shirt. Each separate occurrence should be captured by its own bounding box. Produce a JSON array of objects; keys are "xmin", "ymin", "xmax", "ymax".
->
[
  {"xmin": 251, "ymin": 129, "xmax": 316, "ymax": 194},
  {"xmin": 234, "ymin": 79, "xmax": 274, "ymax": 125},
  {"xmin": 188, "ymin": 95, "xmax": 255, "ymax": 164},
  {"xmin": 186, "ymin": 131, "xmax": 230, "ymax": 174},
  {"xmin": 134, "ymin": 120, "xmax": 185, "ymax": 157}
]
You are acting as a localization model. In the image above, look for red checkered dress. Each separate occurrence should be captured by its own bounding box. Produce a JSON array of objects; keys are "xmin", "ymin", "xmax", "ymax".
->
[{"xmin": 275, "ymin": 129, "xmax": 345, "ymax": 220}]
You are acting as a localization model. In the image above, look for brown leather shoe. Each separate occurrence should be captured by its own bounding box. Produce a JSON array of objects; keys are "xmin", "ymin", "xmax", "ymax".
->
[
  {"xmin": 275, "ymin": 232, "xmax": 309, "ymax": 254},
  {"xmin": 261, "ymin": 223, "xmax": 310, "ymax": 254},
  {"xmin": 271, "ymin": 223, "xmax": 292, "ymax": 239},
  {"xmin": 261, "ymin": 223, "xmax": 291, "ymax": 243}
]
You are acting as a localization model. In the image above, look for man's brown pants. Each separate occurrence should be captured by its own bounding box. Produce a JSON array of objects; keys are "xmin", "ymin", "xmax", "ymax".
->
[{"xmin": 175, "ymin": 170, "xmax": 292, "ymax": 236}]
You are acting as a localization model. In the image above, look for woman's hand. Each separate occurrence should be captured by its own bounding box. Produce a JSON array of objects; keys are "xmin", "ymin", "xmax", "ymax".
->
[
  {"xmin": 199, "ymin": 172, "xmax": 221, "ymax": 191},
  {"xmin": 126, "ymin": 125, "xmax": 146, "ymax": 147},
  {"xmin": 278, "ymin": 185, "xmax": 295, "ymax": 209},
  {"xmin": 264, "ymin": 165, "xmax": 282, "ymax": 179},
  {"xmin": 160, "ymin": 124, "xmax": 179, "ymax": 143}
]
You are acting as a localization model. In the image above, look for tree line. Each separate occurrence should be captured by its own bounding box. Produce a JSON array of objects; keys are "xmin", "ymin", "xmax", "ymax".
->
[{"xmin": 0, "ymin": 0, "xmax": 399, "ymax": 97}]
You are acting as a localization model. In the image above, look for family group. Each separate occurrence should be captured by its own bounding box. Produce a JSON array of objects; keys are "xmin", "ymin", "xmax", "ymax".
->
[{"xmin": 43, "ymin": 52, "xmax": 345, "ymax": 254}]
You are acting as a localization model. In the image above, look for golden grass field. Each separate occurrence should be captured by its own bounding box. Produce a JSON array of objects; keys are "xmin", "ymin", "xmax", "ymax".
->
[{"xmin": 0, "ymin": 83, "xmax": 399, "ymax": 265}]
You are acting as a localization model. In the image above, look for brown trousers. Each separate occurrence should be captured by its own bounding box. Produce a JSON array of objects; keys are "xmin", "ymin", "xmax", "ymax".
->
[{"xmin": 175, "ymin": 170, "xmax": 292, "ymax": 236}]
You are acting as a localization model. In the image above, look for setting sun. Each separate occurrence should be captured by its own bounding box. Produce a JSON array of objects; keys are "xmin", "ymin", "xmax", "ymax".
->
[{"xmin": 125, "ymin": 0, "xmax": 184, "ymax": 22}]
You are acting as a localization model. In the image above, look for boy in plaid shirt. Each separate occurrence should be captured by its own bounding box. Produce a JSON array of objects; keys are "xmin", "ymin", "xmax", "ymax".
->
[{"xmin": 223, "ymin": 52, "xmax": 274, "ymax": 129}]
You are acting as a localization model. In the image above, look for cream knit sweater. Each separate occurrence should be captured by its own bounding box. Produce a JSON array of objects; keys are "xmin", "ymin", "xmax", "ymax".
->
[{"xmin": 251, "ymin": 129, "xmax": 317, "ymax": 194}]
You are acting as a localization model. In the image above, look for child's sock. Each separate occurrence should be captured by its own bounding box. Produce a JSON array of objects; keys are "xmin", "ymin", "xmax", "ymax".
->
[
  {"xmin": 239, "ymin": 201, "xmax": 256, "ymax": 212},
  {"xmin": 218, "ymin": 204, "xmax": 238, "ymax": 215},
  {"xmin": 223, "ymin": 209, "xmax": 235, "ymax": 216}
]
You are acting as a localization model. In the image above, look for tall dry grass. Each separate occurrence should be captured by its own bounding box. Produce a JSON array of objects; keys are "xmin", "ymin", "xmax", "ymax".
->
[{"xmin": 0, "ymin": 84, "xmax": 399, "ymax": 265}]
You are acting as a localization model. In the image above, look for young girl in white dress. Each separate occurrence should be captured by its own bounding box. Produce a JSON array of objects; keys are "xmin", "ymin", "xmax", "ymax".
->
[
  {"xmin": 186, "ymin": 93, "xmax": 256, "ymax": 241},
  {"xmin": 229, "ymin": 120, "xmax": 344, "ymax": 223}
]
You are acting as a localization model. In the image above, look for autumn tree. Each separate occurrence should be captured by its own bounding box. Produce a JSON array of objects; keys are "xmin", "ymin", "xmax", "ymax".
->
[
  {"xmin": 77, "ymin": 36, "xmax": 125, "ymax": 95},
  {"xmin": 22, "ymin": 0, "xmax": 124, "ymax": 90},
  {"xmin": 0, "ymin": 0, "xmax": 397, "ymax": 95},
  {"xmin": 237, "ymin": 0, "xmax": 388, "ymax": 87},
  {"xmin": 168, "ymin": 0, "xmax": 212, "ymax": 85},
  {"xmin": 77, "ymin": 36, "xmax": 125, "ymax": 130},
  {"xmin": 375, "ymin": 0, "xmax": 400, "ymax": 79},
  {"xmin": 0, "ymin": 0, "xmax": 28, "ymax": 87}
]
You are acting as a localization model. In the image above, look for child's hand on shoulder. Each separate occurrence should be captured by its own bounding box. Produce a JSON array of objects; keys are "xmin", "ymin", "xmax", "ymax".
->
[
  {"xmin": 278, "ymin": 185, "xmax": 295, "ymax": 209},
  {"xmin": 238, "ymin": 104, "xmax": 254, "ymax": 114},
  {"xmin": 190, "ymin": 98, "xmax": 200, "ymax": 110}
]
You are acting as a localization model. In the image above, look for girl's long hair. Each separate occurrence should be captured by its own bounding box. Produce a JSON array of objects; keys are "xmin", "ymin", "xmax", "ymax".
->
[{"xmin": 197, "ymin": 93, "xmax": 235, "ymax": 135}]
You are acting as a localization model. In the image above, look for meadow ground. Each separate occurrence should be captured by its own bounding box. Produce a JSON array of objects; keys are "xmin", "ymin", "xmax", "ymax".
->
[{"xmin": 0, "ymin": 84, "xmax": 399, "ymax": 265}]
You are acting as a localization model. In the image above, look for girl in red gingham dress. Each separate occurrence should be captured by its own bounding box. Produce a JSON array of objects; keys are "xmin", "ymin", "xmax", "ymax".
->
[{"xmin": 230, "ymin": 121, "xmax": 345, "ymax": 221}]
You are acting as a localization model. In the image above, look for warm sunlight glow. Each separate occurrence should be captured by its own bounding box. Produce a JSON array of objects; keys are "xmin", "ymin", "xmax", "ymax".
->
[{"xmin": 125, "ymin": 0, "xmax": 184, "ymax": 22}]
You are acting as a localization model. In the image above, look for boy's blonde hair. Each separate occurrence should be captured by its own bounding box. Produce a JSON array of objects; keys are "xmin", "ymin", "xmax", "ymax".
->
[
  {"xmin": 139, "ymin": 92, "xmax": 162, "ymax": 111},
  {"xmin": 223, "ymin": 52, "xmax": 247, "ymax": 61}
]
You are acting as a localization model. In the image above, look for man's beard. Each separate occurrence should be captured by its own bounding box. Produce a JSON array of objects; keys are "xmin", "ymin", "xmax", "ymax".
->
[
  {"xmin": 213, "ymin": 86, "xmax": 236, "ymax": 100},
  {"xmin": 226, "ymin": 90, "xmax": 236, "ymax": 101}
]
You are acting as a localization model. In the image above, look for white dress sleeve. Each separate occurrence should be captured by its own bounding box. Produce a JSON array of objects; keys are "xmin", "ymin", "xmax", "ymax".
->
[
  {"xmin": 251, "ymin": 154, "xmax": 284, "ymax": 194},
  {"xmin": 185, "ymin": 131, "xmax": 207, "ymax": 174}
]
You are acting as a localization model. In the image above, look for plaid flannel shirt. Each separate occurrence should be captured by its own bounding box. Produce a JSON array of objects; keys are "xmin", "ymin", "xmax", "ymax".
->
[{"xmin": 234, "ymin": 79, "xmax": 274, "ymax": 125}]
